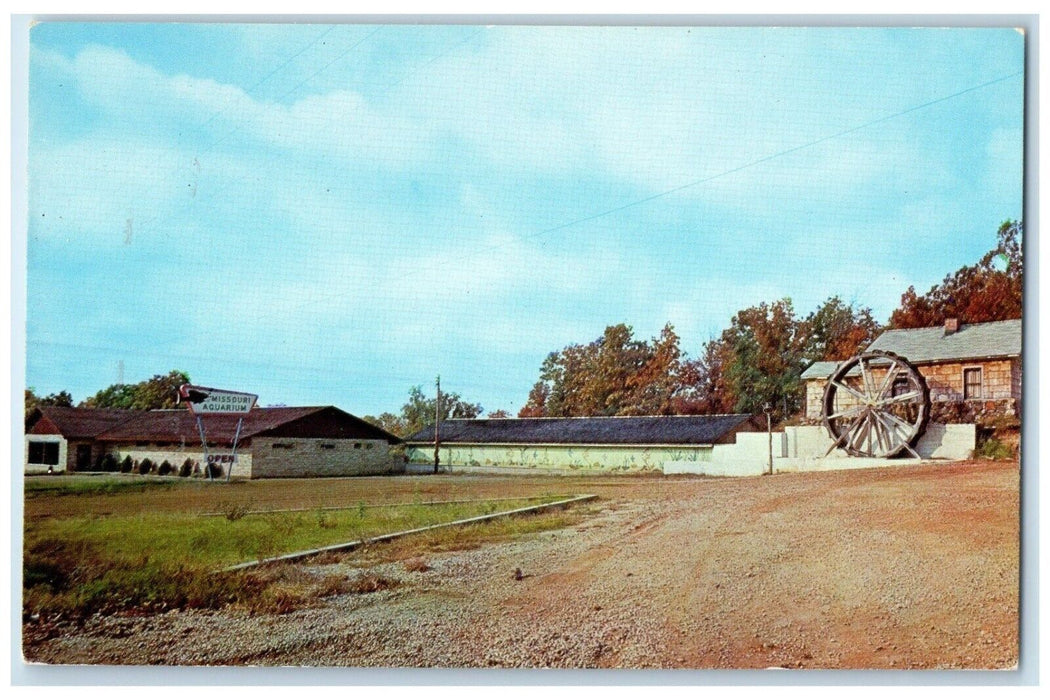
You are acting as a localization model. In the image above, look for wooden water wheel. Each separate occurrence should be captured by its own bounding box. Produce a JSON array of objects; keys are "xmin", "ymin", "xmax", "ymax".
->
[{"xmin": 821, "ymin": 350, "xmax": 930, "ymax": 458}]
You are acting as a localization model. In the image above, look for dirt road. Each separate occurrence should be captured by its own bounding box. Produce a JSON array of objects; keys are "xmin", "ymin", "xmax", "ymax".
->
[{"xmin": 23, "ymin": 459, "xmax": 1019, "ymax": 669}]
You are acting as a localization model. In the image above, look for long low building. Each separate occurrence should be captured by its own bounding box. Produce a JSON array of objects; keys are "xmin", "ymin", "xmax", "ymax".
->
[
  {"xmin": 403, "ymin": 414, "xmax": 764, "ymax": 472},
  {"xmin": 25, "ymin": 405, "xmax": 402, "ymax": 478}
]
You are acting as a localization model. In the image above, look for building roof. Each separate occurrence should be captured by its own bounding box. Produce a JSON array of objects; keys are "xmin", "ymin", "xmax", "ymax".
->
[
  {"xmin": 403, "ymin": 414, "xmax": 757, "ymax": 445},
  {"xmin": 27, "ymin": 406, "xmax": 400, "ymax": 445},
  {"xmin": 800, "ymin": 361, "xmax": 842, "ymax": 381},
  {"xmin": 866, "ymin": 319, "xmax": 1021, "ymax": 364},
  {"xmin": 801, "ymin": 319, "xmax": 1022, "ymax": 380},
  {"xmin": 26, "ymin": 406, "xmax": 135, "ymax": 440}
]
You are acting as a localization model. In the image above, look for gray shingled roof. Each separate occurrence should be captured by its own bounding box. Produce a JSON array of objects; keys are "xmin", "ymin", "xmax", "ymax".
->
[
  {"xmin": 867, "ymin": 319, "xmax": 1021, "ymax": 364},
  {"xmin": 800, "ymin": 361, "xmax": 842, "ymax": 380},
  {"xmin": 404, "ymin": 414, "xmax": 756, "ymax": 445},
  {"xmin": 801, "ymin": 319, "xmax": 1021, "ymax": 379}
]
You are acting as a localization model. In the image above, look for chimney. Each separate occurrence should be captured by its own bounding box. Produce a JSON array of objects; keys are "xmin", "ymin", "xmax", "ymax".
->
[{"xmin": 944, "ymin": 318, "xmax": 959, "ymax": 336}]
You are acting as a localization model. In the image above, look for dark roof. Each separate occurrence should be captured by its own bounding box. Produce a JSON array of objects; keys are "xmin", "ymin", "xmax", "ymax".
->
[
  {"xmin": 26, "ymin": 406, "xmax": 399, "ymax": 445},
  {"xmin": 403, "ymin": 414, "xmax": 756, "ymax": 445},
  {"xmin": 96, "ymin": 406, "xmax": 400, "ymax": 445},
  {"xmin": 867, "ymin": 319, "xmax": 1021, "ymax": 364},
  {"xmin": 26, "ymin": 407, "xmax": 135, "ymax": 440}
]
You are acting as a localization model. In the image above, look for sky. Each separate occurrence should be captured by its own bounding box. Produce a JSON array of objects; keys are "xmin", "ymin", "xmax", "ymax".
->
[{"xmin": 21, "ymin": 23, "xmax": 1025, "ymax": 417}]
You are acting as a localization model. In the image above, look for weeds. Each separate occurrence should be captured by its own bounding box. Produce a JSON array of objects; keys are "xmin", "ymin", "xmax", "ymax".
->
[
  {"xmin": 220, "ymin": 500, "xmax": 253, "ymax": 522},
  {"xmin": 975, "ymin": 437, "xmax": 1015, "ymax": 461},
  {"xmin": 403, "ymin": 557, "xmax": 430, "ymax": 572}
]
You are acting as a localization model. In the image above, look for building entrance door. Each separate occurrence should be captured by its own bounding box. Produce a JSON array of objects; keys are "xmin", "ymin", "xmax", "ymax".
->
[{"xmin": 75, "ymin": 444, "xmax": 92, "ymax": 471}]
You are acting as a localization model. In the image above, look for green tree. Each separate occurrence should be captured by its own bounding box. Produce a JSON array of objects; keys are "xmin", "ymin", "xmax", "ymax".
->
[
  {"xmin": 717, "ymin": 299, "xmax": 807, "ymax": 423},
  {"xmin": 25, "ymin": 388, "xmax": 74, "ymax": 413},
  {"xmin": 400, "ymin": 385, "xmax": 483, "ymax": 437},
  {"xmin": 362, "ymin": 412, "xmax": 406, "ymax": 437},
  {"xmin": 890, "ymin": 220, "xmax": 1023, "ymax": 328},
  {"xmin": 803, "ymin": 296, "xmax": 882, "ymax": 361},
  {"xmin": 80, "ymin": 370, "xmax": 190, "ymax": 410}
]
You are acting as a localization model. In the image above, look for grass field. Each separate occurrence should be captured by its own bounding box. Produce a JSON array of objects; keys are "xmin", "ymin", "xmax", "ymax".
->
[{"xmin": 23, "ymin": 474, "xmax": 584, "ymax": 620}]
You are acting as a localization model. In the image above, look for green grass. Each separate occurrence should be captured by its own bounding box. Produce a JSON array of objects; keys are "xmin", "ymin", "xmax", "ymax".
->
[
  {"xmin": 23, "ymin": 496, "xmax": 577, "ymax": 620},
  {"xmin": 24, "ymin": 474, "xmax": 180, "ymax": 497}
]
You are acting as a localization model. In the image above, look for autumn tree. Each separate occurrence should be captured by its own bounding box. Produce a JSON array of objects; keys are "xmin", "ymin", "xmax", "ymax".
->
[
  {"xmin": 889, "ymin": 220, "xmax": 1023, "ymax": 328},
  {"xmin": 803, "ymin": 296, "xmax": 882, "ymax": 361},
  {"xmin": 519, "ymin": 323, "xmax": 689, "ymax": 417},
  {"xmin": 698, "ymin": 299, "xmax": 808, "ymax": 423},
  {"xmin": 79, "ymin": 370, "xmax": 190, "ymax": 410}
]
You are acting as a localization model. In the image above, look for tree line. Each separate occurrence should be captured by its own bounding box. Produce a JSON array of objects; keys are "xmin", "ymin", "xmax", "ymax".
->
[{"xmin": 27, "ymin": 221, "xmax": 1022, "ymax": 434}]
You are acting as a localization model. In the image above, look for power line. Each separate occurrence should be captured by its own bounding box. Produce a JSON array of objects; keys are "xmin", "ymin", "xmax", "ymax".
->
[{"xmin": 257, "ymin": 68, "xmax": 1024, "ymax": 321}]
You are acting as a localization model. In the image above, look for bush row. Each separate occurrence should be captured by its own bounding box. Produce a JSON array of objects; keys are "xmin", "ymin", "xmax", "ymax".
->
[{"xmin": 91, "ymin": 454, "xmax": 223, "ymax": 478}]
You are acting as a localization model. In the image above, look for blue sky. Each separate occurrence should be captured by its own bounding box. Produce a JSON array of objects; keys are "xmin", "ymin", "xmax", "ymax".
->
[{"xmin": 23, "ymin": 23, "xmax": 1024, "ymax": 416}]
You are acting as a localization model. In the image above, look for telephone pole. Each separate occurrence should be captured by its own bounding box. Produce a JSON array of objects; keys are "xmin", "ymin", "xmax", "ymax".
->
[{"xmin": 433, "ymin": 375, "xmax": 441, "ymax": 474}]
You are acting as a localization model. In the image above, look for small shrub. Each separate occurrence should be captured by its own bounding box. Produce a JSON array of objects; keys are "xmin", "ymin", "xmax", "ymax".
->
[
  {"xmin": 316, "ymin": 510, "xmax": 336, "ymax": 529},
  {"xmin": 345, "ymin": 574, "xmax": 400, "ymax": 595},
  {"xmin": 120, "ymin": 456, "xmax": 134, "ymax": 473},
  {"xmin": 313, "ymin": 574, "xmax": 353, "ymax": 597},
  {"xmin": 158, "ymin": 460, "xmax": 173, "ymax": 476},
  {"xmin": 207, "ymin": 462, "xmax": 223, "ymax": 479},
  {"xmin": 96, "ymin": 453, "xmax": 119, "ymax": 472},
  {"xmin": 179, "ymin": 458, "xmax": 194, "ymax": 478},
  {"xmin": 975, "ymin": 437, "xmax": 1015, "ymax": 461},
  {"xmin": 221, "ymin": 500, "xmax": 252, "ymax": 522},
  {"xmin": 403, "ymin": 557, "xmax": 430, "ymax": 573},
  {"xmin": 138, "ymin": 458, "xmax": 154, "ymax": 475}
]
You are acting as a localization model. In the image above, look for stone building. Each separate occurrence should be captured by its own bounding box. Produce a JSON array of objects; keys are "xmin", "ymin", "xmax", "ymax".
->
[
  {"xmin": 25, "ymin": 405, "xmax": 402, "ymax": 478},
  {"xmin": 801, "ymin": 318, "xmax": 1021, "ymax": 425}
]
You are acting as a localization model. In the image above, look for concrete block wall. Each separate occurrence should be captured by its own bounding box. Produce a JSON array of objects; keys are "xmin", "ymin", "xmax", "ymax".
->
[
  {"xmin": 251, "ymin": 438, "xmax": 401, "ymax": 478},
  {"xmin": 108, "ymin": 444, "xmax": 252, "ymax": 479}
]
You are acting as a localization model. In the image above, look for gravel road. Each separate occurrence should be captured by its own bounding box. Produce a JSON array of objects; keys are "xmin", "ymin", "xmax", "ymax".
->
[{"xmin": 23, "ymin": 459, "xmax": 1018, "ymax": 669}]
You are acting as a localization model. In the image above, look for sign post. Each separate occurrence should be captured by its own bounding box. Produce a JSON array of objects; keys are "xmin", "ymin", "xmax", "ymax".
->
[{"xmin": 178, "ymin": 385, "xmax": 257, "ymax": 482}]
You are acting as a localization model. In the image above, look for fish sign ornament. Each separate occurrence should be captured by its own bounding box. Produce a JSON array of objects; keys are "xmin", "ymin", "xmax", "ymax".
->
[{"xmin": 178, "ymin": 384, "xmax": 258, "ymax": 415}]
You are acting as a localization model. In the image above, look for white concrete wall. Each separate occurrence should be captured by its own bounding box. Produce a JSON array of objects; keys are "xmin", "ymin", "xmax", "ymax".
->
[
  {"xmin": 25, "ymin": 436, "xmax": 67, "ymax": 474},
  {"xmin": 663, "ymin": 423, "xmax": 973, "ymax": 476},
  {"xmin": 783, "ymin": 424, "xmax": 973, "ymax": 461}
]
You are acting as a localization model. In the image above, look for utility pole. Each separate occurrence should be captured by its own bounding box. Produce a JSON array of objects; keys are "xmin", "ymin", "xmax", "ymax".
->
[
  {"xmin": 764, "ymin": 402, "xmax": 773, "ymax": 476},
  {"xmin": 434, "ymin": 375, "xmax": 441, "ymax": 474}
]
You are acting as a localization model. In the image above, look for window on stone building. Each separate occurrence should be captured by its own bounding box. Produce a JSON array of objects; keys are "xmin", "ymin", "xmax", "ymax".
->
[
  {"xmin": 891, "ymin": 376, "xmax": 911, "ymax": 397},
  {"xmin": 28, "ymin": 441, "xmax": 59, "ymax": 465},
  {"xmin": 964, "ymin": 368, "xmax": 982, "ymax": 399}
]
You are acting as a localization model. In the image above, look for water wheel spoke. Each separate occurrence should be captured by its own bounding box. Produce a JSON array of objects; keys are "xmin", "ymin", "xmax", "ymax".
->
[
  {"xmin": 877, "ymin": 390, "xmax": 921, "ymax": 407},
  {"xmin": 848, "ymin": 413, "xmax": 872, "ymax": 454},
  {"xmin": 872, "ymin": 411, "xmax": 903, "ymax": 456},
  {"xmin": 822, "ymin": 350, "xmax": 929, "ymax": 459},
  {"xmin": 874, "ymin": 362, "xmax": 902, "ymax": 401},
  {"xmin": 827, "ymin": 405, "xmax": 865, "ymax": 421},
  {"xmin": 859, "ymin": 359, "xmax": 874, "ymax": 399},
  {"xmin": 830, "ymin": 379, "xmax": 867, "ymax": 403}
]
